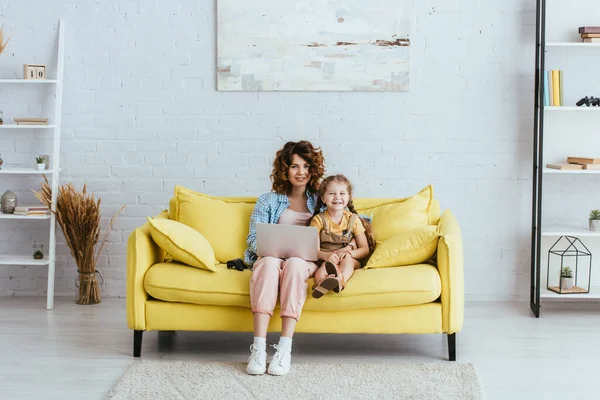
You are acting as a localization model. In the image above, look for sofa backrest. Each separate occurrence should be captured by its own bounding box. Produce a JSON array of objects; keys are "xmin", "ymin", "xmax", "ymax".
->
[{"xmin": 168, "ymin": 185, "xmax": 440, "ymax": 263}]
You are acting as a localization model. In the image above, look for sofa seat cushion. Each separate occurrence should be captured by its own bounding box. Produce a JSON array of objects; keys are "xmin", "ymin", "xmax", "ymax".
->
[{"xmin": 144, "ymin": 263, "xmax": 441, "ymax": 311}]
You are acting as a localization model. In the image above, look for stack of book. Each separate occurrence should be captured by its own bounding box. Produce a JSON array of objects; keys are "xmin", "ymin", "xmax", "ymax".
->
[
  {"xmin": 580, "ymin": 26, "xmax": 600, "ymax": 43},
  {"xmin": 13, "ymin": 205, "xmax": 50, "ymax": 216},
  {"xmin": 13, "ymin": 117, "xmax": 49, "ymax": 125},
  {"xmin": 544, "ymin": 70, "xmax": 563, "ymax": 106},
  {"xmin": 547, "ymin": 157, "xmax": 600, "ymax": 170}
]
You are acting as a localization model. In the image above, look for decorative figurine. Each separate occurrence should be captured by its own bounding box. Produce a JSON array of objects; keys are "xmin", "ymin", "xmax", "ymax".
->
[
  {"xmin": 576, "ymin": 96, "xmax": 600, "ymax": 107},
  {"xmin": 1, "ymin": 190, "xmax": 17, "ymax": 214}
]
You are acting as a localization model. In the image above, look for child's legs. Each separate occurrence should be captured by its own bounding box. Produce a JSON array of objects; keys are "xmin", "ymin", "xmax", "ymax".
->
[
  {"xmin": 339, "ymin": 257, "xmax": 360, "ymax": 284},
  {"xmin": 313, "ymin": 263, "xmax": 329, "ymax": 285}
]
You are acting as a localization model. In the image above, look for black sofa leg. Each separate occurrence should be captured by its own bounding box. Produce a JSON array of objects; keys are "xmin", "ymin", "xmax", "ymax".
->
[
  {"xmin": 134, "ymin": 330, "xmax": 143, "ymax": 357},
  {"xmin": 447, "ymin": 333, "xmax": 456, "ymax": 361}
]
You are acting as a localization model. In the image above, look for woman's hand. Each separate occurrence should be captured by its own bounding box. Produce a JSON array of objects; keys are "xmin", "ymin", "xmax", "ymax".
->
[{"xmin": 339, "ymin": 252, "xmax": 353, "ymax": 261}]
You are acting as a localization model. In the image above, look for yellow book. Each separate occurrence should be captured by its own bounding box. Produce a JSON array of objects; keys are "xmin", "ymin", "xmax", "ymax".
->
[{"xmin": 552, "ymin": 70, "xmax": 560, "ymax": 106}]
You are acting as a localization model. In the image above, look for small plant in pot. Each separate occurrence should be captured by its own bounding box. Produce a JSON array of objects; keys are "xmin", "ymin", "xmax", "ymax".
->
[
  {"xmin": 590, "ymin": 209, "xmax": 600, "ymax": 231},
  {"xmin": 34, "ymin": 155, "xmax": 46, "ymax": 171},
  {"xmin": 560, "ymin": 266, "xmax": 574, "ymax": 291}
]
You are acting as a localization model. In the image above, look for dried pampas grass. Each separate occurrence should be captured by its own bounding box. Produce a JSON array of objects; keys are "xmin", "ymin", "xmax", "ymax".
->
[
  {"xmin": 0, "ymin": 25, "xmax": 11, "ymax": 54},
  {"xmin": 33, "ymin": 176, "xmax": 125, "ymax": 305}
]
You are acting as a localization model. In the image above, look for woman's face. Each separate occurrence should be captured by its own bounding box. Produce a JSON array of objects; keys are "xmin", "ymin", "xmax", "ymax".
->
[{"xmin": 288, "ymin": 154, "xmax": 311, "ymax": 189}]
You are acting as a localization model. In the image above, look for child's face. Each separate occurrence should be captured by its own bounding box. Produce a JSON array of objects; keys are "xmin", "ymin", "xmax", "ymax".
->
[{"xmin": 322, "ymin": 181, "xmax": 350, "ymax": 212}]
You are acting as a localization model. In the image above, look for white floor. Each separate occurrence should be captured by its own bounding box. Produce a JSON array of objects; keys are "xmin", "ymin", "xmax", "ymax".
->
[{"xmin": 0, "ymin": 298, "xmax": 599, "ymax": 400}]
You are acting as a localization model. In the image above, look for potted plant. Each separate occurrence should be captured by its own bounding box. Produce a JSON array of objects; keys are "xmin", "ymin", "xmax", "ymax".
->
[
  {"xmin": 589, "ymin": 209, "xmax": 600, "ymax": 231},
  {"xmin": 34, "ymin": 155, "xmax": 46, "ymax": 171},
  {"xmin": 560, "ymin": 266, "xmax": 574, "ymax": 290}
]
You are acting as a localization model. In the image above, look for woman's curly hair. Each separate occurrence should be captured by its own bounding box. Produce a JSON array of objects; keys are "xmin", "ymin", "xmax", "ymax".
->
[{"xmin": 271, "ymin": 141, "xmax": 325, "ymax": 195}]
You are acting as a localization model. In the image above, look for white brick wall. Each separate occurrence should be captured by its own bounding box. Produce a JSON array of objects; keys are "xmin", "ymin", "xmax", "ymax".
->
[{"xmin": 0, "ymin": 0, "xmax": 553, "ymax": 301}]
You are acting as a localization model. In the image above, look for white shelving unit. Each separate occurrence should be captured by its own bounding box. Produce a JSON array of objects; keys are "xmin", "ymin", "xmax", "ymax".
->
[
  {"xmin": 0, "ymin": 20, "xmax": 65, "ymax": 310},
  {"xmin": 531, "ymin": 2, "xmax": 600, "ymax": 316}
]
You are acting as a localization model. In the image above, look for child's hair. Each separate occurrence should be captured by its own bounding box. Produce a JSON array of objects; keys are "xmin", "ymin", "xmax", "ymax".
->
[{"xmin": 311, "ymin": 174, "xmax": 376, "ymax": 254}]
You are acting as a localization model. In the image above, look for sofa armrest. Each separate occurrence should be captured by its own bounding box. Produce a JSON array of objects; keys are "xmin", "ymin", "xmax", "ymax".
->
[
  {"xmin": 126, "ymin": 210, "xmax": 168, "ymax": 330},
  {"xmin": 436, "ymin": 209, "xmax": 464, "ymax": 334}
]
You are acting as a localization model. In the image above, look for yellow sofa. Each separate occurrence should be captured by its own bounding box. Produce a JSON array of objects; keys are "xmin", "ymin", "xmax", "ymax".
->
[{"xmin": 126, "ymin": 186, "xmax": 464, "ymax": 361}]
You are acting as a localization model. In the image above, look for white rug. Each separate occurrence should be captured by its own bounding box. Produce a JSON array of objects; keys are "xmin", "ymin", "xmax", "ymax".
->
[{"xmin": 106, "ymin": 360, "xmax": 485, "ymax": 400}]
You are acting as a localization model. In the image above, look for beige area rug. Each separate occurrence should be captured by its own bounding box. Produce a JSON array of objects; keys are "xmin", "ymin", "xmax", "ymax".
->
[{"xmin": 106, "ymin": 360, "xmax": 485, "ymax": 400}]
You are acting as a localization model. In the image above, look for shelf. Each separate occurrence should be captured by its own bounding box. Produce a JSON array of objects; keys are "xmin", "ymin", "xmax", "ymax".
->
[
  {"xmin": 0, "ymin": 79, "xmax": 58, "ymax": 84},
  {"xmin": 541, "ymin": 225, "xmax": 600, "ymax": 237},
  {"xmin": 543, "ymin": 168, "xmax": 600, "ymax": 174},
  {"xmin": 546, "ymin": 42, "xmax": 600, "ymax": 47},
  {"xmin": 0, "ymin": 256, "xmax": 49, "ymax": 266},
  {"xmin": 0, "ymin": 213, "xmax": 50, "ymax": 220},
  {"xmin": 0, "ymin": 168, "xmax": 56, "ymax": 175},
  {"xmin": 541, "ymin": 286, "xmax": 600, "ymax": 299},
  {"xmin": 544, "ymin": 106, "xmax": 600, "ymax": 111},
  {"xmin": 0, "ymin": 124, "xmax": 55, "ymax": 129}
]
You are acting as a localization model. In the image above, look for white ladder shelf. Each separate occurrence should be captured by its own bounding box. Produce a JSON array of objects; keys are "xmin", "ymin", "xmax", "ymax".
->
[{"xmin": 0, "ymin": 19, "xmax": 65, "ymax": 310}]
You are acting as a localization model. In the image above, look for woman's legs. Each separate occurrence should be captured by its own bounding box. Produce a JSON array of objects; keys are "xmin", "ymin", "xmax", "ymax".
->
[
  {"xmin": 268, "ymin": 257, "xmax": 317, "ymax": 376},
  {"xmin": 247, "ymin": 256, "xmax": 283, "ymax": 375},
  {"xmin": 279, "ymin": 257, "xmax": 318, "ymax": 324},
  {"xmin": 250, "ymin": 256, "xmax": 284, "ymax": 336}
]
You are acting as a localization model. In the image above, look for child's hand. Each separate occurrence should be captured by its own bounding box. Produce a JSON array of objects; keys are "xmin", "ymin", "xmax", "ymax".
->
[
  {"xmin": 326, "ymin": 253, "xmax": 340, "ymax": 265},
  {"xmin": 339, "ymin": 252, "xmax": 352, "ymax": 261}
]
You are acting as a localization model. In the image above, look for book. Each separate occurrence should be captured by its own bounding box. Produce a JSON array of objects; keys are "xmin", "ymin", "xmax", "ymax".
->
[
  {"xmin": 559, "ymin": 70, "xmax": 563, "ymax": 106},
  {"xmin": 548, "ymin": 70, "xmax": 554, "ymax": 106},
  {"xmin": 546, "ymin": 163, "xmax": 583, "ymax": 170},
  {"xmin": 567, "ymin": 157, "xmax": 600, "ymax": 165},
  {"xmin": 579, "ymin": 26, "xmax": 600, "ymax": 34},
  {"xmin": 544, "ymin": 72, "xmax": 549, "ymax": 106},
  {"xmin": 582, "ymin": 164, "xmax": 600, "ymax": 170},
  {"xmin": 552, "ymin": 70, "xmax": 560, "ymax": 106},
  {"xmin": 13, "ymin": 117, "xmax": 48, "ymax": 122},
  {"xmin": 14, "ymin": 205, "xmax": 49, "ymax": 212},
  {"xmin": 581, "ymin": 33, "xmax": 600, "ymax": 38},
  {"xmin": 583, "ymin": 38, "xmax": 600, "ymax": 43},
  {"xmin": 15, "ymin": 121, "xmax": 49, "ymax": 125}
]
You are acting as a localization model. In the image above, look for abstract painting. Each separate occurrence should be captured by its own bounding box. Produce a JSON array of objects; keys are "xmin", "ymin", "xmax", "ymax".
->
[{"xmin": 217, "ymin": 1, "xmax": 411, "ymax": 91}]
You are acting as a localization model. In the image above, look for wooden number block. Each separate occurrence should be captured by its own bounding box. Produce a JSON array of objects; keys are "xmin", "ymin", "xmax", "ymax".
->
[
  {"xmin": 23, "ymin": 64, "xmax": 47, "ymax": 80},
  {"xmin": 35, "ymin": 66, "xmax": 46, "ymax": 79}
]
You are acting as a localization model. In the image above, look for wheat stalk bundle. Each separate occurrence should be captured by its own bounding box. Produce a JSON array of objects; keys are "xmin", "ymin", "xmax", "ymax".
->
[
  {"xmin": 33, "ymin": 176, "xmax": 125, "ymax": 304},
  {"xmin": 0, "ymin": 25, "xmax": 11, "ymax": 54}
]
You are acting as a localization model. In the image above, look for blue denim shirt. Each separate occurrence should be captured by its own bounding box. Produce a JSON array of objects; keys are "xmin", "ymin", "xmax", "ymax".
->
[{"xmin": 244, "ymin": 191, "xmax": 318, "ymax": 267}]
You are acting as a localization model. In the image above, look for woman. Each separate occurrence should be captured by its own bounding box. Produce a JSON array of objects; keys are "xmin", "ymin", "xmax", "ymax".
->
[{"xmin": 244, "ymin": 140, "xmax": 347, "ymax": 376}]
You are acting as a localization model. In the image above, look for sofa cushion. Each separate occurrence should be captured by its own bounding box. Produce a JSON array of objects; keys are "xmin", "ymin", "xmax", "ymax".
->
[
  {"xmin": 364, "ymin": 226, "xmax": 440, "ymax": 269},
  {"xmin": 354, "ymin": 185, "xmax": 435, "ymax": 244},
  {"xmin": 173, "ymin": 186, "xmax": 256, "ymax": 263},
  {"xmin": 147, "ymin": 217, "xmax": 218, "ymax": 271},
  {"xmin": 144, "ymin": 263, "xmax": 441, "ymax": 311}
]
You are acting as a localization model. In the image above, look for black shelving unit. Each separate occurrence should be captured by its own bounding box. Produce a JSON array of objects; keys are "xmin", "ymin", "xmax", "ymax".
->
[{"xmin": 531, "ymin": 0, "xmax": 546, "ymax": 318}]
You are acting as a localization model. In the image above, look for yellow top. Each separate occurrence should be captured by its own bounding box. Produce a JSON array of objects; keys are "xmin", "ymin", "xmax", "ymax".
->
[{"xmin": 310, "ymin": 210, "xmax": 365, "ymax": 237}]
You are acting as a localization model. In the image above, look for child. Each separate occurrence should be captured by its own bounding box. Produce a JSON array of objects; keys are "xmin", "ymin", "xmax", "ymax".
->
[{"xmin": 309, "ymin": 175, "xmax": 375, "ymax": 298}]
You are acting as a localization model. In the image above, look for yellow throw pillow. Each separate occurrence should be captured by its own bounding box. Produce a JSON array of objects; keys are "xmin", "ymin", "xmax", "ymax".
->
[
  {"xmin": 364, "ymin": 226, "xmax": 440, "ymax": 269},
  {"xmin": 174, "ymin": 186, "xmax": 256, "ymax": 263},
  {"xmin": 147, "ymin": 217, "xmax": 218, "ymax": 271},
  {"xmin": 368, "ymin": 185, "xmax": 434, "ymax": 244}
]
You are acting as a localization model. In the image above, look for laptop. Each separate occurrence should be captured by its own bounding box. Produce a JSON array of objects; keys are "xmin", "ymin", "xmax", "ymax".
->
[{"xmin": 256, "ymin": 223, "xmax": 319, "ymax": 261}]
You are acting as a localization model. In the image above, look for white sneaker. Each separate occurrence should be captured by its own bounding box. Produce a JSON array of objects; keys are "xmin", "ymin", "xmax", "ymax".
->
[
  {"xmin": 246, "ymin": 344, "xmax": 267, "ymax": 375},
  {"xmin": 267, "ymin": 344, "xmax": 291, "ymax": 376}
]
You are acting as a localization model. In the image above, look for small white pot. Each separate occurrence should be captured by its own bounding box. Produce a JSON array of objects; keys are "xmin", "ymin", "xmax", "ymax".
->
[
  {"xmin": 590, "ymin": 220, "xmax": 600, "ymax": 231},
  {"xmin": 36, "ymin": 163, "xmax": 46, "ymax": 171},
  {"xmin": 561, "ymin": 277, "xmax": 574, "ymax": 290}
]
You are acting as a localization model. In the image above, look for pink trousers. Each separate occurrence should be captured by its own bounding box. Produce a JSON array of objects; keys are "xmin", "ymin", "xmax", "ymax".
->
[{"xmin": 250, "ymin": 256, "xmax": 318, "ymax": 321}]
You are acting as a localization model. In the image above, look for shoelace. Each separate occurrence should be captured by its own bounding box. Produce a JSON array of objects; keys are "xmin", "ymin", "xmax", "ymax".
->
[
  {"xmin": 248, "ymin": 344, "xmax": 265, "ymax": 365},
  {"xmin": 270, "ymin": 344, "xmax": 286, "ymax": 366}
]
